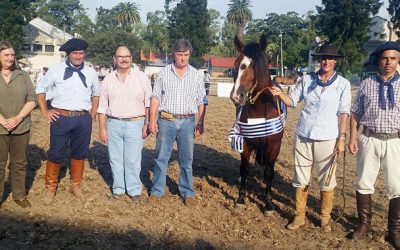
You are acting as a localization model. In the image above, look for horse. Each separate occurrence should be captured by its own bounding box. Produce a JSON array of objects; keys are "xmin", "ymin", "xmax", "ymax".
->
[
  {"xmin": 273, "ymin": 74, "xmax": 298, "ymax": 86},
  {"xmin": 229, "ymin": 34, "xmax": 284, "ymax": 216}
]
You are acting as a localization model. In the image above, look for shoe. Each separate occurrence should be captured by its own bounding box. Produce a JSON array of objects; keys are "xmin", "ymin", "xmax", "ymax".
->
[
  {"xmin": 14, "ymin": 198, "xmax": 32, "ymax": 208},
  {"xmin": 148, "ymin": 195, "xmax": 161, "ymax": 204},
  {"xmin": 287, "ymin": 187, "xmax": 308, "ymax": 230},
  {"xmin": 129, "ymin": 195, "xmax": 141, "ymax": 202},
  {"xmin": 109, "ymin": 194, "xmax": 124, "ymax": 201},
  {"xmin": 183, "ymin": 197, "xmax": 196, "ymax": 207}
]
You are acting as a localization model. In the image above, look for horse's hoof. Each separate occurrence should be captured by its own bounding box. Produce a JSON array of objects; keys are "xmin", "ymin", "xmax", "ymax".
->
[
  {"xmin": 263, "ymin": 209, "xmax": 274, "ymax": 217},
  {"xmin": 235, "ymin": 202, "xmax": 245, "ymax": 209}
]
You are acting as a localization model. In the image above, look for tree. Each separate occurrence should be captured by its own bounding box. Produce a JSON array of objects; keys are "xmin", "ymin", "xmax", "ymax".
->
[
  {"xmin": 388, "ymin": 0, "xmax": 400, "ymax": 40},
  {"xmin": 33, "ymin": 0, "xmax": 86, "ymax": 34},
  {"xmin": 144, "ymin": 11, "xmax": 169, "ymax": 54},
  {"xmin": 94, "ymin": 7, "xmax": 116, "ymax": 32},
  {"xmin": 114, "ymin": 2, "xmax": 141, "ymax": 30},
  {"xmin": 316, "ymin": 0, "xmax": 383, "ymax": 73},
  {"xmin": 0, "ymin": 0, "xmax": 33, "ymax": 56},
  {"xmin": 226, "ymin": 0, "xmax": 253, "ymax": 40},
  {"xmin": 168, "ymin": 0, "xmax": 211, "ymax": 67}
]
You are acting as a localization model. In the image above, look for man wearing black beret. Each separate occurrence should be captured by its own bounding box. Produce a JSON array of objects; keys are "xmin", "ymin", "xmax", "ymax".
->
[
  {"xmin": 349, "ymin": 41, "xmax": 400, "ymax": 249},
  {"xmin": 35, "ymin": 38, "xmax": 100, "ymax": 205}
]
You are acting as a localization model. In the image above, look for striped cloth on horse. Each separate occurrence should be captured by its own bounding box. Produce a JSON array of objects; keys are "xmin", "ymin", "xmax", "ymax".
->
[{"xmin": 228, "ymin": 104, "xmax": 286, "ymax": 152}]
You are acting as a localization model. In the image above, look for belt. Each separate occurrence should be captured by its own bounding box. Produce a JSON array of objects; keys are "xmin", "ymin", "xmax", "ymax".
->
[
  {"xmin": 362, "ymin": 127, "xmax": 400, "ymax": 141},
  {"xmin": 173, "ymin": 114, "xmax": 195, "ymax": 119},
  {"xmin": 108, "ymin": 116, "xmax": 145, "ymax": 121},
  {"xmin": 53, "ymin": 108, "xmax": 89, "ymax": 117}
]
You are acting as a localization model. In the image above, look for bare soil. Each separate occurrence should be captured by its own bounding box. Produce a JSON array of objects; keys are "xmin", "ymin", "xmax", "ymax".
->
[{"xmin": 0, "ymin": 88, "xmax": 396, "ymax": 249}]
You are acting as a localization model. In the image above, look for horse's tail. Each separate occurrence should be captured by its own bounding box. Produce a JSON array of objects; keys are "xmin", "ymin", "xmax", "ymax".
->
[{"xmin": 255, "ymin": 148, "xmax": 267, "ymax": 166}]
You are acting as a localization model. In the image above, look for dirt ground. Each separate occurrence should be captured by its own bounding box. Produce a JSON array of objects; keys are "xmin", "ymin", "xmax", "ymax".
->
[{"xmin": 0, "ymin": 87, "xmax": 396, "ymax": 249}]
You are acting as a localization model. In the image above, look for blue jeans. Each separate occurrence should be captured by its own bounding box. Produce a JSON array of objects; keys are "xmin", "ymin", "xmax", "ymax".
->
[
  {"xmin": 107, "ymin": 118, "xmax": 144, "ymax": 196},
  {"xmin": 151, "ymin": 117, "xmax": 195, "ymax": 198}
]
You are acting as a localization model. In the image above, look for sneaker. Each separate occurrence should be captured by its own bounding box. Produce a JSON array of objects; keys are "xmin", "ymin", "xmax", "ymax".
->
[
  {"xmin": 183, "ymin": 197, "xmax": 196, "ymax": 207},
  {"xmin": 129, "ymin": 195, "xmax": 141, "ymax": 202},
  {"xmin": 14, "ymin": 198, "xmax": 32, "ymax": 208}
]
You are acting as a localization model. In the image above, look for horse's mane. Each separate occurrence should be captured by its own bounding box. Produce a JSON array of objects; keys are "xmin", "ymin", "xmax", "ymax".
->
[{"xmin": 243, "ymin": 42, "xmax": 270, "ymax": 88}]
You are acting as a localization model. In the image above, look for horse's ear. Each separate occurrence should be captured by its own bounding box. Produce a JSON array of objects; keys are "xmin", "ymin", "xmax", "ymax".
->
[
  {"xmin": 259, "ymin": 34, "xmax": 267, "ymax": 51},
  {"xmin": 234, "ymin": 35, "xmax": 244, "ymax": 53}
]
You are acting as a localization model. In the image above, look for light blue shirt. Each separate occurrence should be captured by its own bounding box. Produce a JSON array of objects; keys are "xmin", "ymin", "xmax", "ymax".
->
[
  {"xmin": 36, "ymin": 62, "xmax": 100, "ymax": 111},
  {"xmin": 289, "ymin": 73, "xmax": 351, "ymax": 140}
]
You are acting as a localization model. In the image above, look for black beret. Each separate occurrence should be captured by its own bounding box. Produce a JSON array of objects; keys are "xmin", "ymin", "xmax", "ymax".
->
[
  {"xmin": 59, "ymin": 38, "xmax": 88, "ymax": 53},
  {"xmin": 371, "ymin": 41, "xmax": 400, "ymax": 56}
]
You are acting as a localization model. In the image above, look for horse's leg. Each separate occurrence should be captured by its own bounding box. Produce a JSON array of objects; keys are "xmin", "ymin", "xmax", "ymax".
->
[
  {"xmin": 236, "ymin": 148, "xmax": 251, "ymax": 207},
  {"xmin": 263, "ymin": 161, "xmax": 275, "ymax": 216}
]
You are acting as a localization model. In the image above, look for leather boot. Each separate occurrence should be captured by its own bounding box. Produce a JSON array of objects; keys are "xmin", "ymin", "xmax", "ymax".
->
[
  {"xmin": 388, "ymin": 197, "xmax": 400, "ymax": 250},
  {"xmin": 351, "ymin": 191, "xmax": 372, "ymax": 239},
  {"xmin": 320, "ymin": 190, "xmax": 334, "ymax": 232},
  {"xmin": 44, "ymin": 160, "xmax": 61, "ymax": 205},
  {"xmin": 287, "ymin": 187, "xmax": 308, "ymax": 230},
  {"xmin": 69, "ymin": 159, "xmax": 85, "ymax": 198}
]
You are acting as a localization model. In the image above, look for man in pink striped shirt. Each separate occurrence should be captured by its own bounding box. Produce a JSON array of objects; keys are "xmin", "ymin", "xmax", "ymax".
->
[{"xmin": 97, "ymin": 46, "xmax": 152, "ymax": 201}]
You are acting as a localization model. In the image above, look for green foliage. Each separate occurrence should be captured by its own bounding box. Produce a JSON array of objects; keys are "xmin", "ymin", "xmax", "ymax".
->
[
  {"xmin": 33, "ymin": 0, "xmax": 85, "ymax": 34},
  {"xmin": 86, "ymin": 29, "xmax": 142, "ymax": 67},
  {"xmin": 316, "ymin": 0, "xmax": 383, "ymax": 73},
  {"xmin": 227, "ymin": 0, "xmax": 253, "ymax": 39},
  {"xmin": 388, "ymin": 0, "xmax": 400, "ymax": 40},
  {"xmin": 0, "ymin": 0, "xmax": 32, "ymax": 56},
  {"xmin": 144, "ymin": 10, "xmax": 169, "ymax": 54},
  {"xmin": 114, "ymin": 2, "xmax": 141, "ymax": 30},
  {"xmin": 168, "ymin": 0, "xmax": 212, "ymax": 67}
]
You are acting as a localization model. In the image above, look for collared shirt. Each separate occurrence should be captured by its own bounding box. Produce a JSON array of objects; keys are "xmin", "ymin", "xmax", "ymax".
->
[
  {"xmin": 151, "ymin": 64, "xmax": 207, "ymax": 115},
  {"xmin": 35, "ymin": 62, "xmax": 100, "ymax": 111},
  {"xmin": 289, "ymin": 73, "xmax": 351, "ymax": 140},
  {"xmin": 97, "ymin": 68, "xmax": 152, "ymax": 118},
  {"xmin": 0, "ymin": 70, "xmax": 36, "ymax": 135},
  {"xmin": 352, "ymin": 73, "xmax": 400, "ymax": 133}
]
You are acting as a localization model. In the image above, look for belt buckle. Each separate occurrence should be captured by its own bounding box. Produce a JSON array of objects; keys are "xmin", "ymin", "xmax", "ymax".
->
[
  {"xmin": 70, "ymin": 111, "xmax": 82, "ymax": 116},
  {"xmin": 378, "ymin": 133, "xmax": 389, "ymax": 141}
]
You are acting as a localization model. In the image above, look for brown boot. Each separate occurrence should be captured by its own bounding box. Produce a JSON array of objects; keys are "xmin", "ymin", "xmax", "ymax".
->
[
  {"xmin": 44, "ymin": 160, "xmax": 61, "ymax": 205},
  {"xmin": 69, "ymin": 159, "xmax": 85, "ymax": 198},
  {"xmin": 351, "ymin": 191, "xmax": 372, "ymax": 239},
  {"xmin": 287, "ymin": 187, "xmax": 308, "ymax": 230},
  {"xmin": 388, "ymin": 197, "xmax": 400, "ymax": 250},
  {"xmin": 320, "ymin": 190, "xmax": 334, "ymax": 232}
]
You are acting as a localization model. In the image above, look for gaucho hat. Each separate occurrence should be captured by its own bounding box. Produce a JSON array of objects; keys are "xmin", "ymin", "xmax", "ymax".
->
[
  {"xmin": 59, "ymin": 38, "xmax": 88, "ymax": 54},
  {"xmin": 371, "ymin": 41, "xmax": 400, "ymax": 56},
  {"xmin": 311, "ymin": 44, "xmax": 344, "ymax": 58}
]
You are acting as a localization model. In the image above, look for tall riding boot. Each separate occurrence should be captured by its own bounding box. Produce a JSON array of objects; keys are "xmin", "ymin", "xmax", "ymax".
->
[
  {"xmin": 388, "ymin": 197, "xmax": 400, "ymax": 250},
  {"xmin": 287, "ymin": 187, "xmax": 308, "ymax": 230},
  {"xmin": 69, "ymin": 159, "xmax": 85, "ymax": 198},
  {"xmin": 320, "ymin": 190, "xmax": 334, "ymax": 232},
  {"xmin": 351, "ymin": 191, "xmax": 372, "ymax": 239},
  {"xmin": 44, "ymin": 160, "xmax": 61, "ymax": 205}
]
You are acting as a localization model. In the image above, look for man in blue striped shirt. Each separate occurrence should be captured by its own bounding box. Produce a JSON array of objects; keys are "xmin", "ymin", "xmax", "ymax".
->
[{"xmin": 149, "ymin": 39, "xmax": 207, "ymax": 206}]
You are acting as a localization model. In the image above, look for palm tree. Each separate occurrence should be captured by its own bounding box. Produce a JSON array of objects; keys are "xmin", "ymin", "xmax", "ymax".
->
[
  {"xmin": 114, "ymin": 2, "xmax": 141, "ymax": 28},
  {"xmin": 226, "ymin": 0, "xmax": 253, "ymax": 40}
]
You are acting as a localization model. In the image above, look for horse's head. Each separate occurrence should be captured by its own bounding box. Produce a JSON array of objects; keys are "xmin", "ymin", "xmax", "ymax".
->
[{"xmin": 230, "ymin": 34, "xmax": 271, "ymax": 106}]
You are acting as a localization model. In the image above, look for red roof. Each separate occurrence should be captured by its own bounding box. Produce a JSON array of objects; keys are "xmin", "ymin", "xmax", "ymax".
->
[{"xmin": 210, "ymin": 57, "xmax": 236, "ymax": 68}]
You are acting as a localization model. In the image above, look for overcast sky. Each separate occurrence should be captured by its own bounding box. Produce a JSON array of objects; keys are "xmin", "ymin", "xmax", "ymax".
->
[{"xmin": 80, "ymin": 0, "xmax": 390, "ymax": 23}]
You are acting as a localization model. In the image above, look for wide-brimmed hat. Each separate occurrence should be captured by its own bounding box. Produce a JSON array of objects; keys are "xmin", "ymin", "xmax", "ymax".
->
[
  {"xmin": 18, "ymin": 58, "xmax": 30, "ymax": 65},
  {"xmin": 59, "ymin": 38, "xmax": 88, "ymax": 54},
  {"xmin": 311, "ymin": 44, "xmax": 344, "ymax": 58}
]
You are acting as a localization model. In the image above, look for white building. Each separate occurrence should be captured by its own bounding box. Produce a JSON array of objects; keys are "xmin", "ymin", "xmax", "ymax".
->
[
  {"xmin": 365, "ymin": 16, "xmax": 399, "ymax": 54},
  {"xmin": 22, "ymin": 17, "xmax": 73, "ymax": 74}
]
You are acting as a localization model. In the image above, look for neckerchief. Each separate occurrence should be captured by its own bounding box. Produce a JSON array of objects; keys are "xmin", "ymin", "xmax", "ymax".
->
[
  {"xmin": 63, "ymin": 59, "xmax": 87, "ymax": 88},
  {"xmin": 377, "ymin": 72, "xmax": 400, "ymax": 110},
  {"xmin": 308, "ymin": 70, "xmax": 338, "ymax": 92}
]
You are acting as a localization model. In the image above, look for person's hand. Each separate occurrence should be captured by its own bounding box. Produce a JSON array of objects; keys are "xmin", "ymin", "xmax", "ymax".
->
[
  {"xmin": 142, "ymin": 123, "xmax": 149, "ymax": 138},
  {"xmin": 0, "ymin": 117, "xmax": 8, "ymax": 129},
  {"xmin": 194, "ymin": 122, "xmax": 204, "ymax": 138},
  {"xmin": 4, "ymin": 115, "xmax": 23, "ymax": 131},
  {"xmin": 99, "ymin": 128, "xmax": 108, "ymax": 144},
  {"xmin": 348, "ymin": 138, "xmax": 359, "ymax": 155},
  {"xmin": 42, "ymin": 109, "xmax": 59, "ymax": 122},
  {"xmin": 91, "ymin": 112, "xmax": 97, "ymax": 122},
  {"xmin": 149, "ymin": 120, "xmax": 158, "ymax": 135},
  {"xmin": 336, "ymin": 138, "xmax": 345, "ymax": 153},
  {"xmin": 268, "ymin": 86, "xmax": 283, "ymax": 97}
]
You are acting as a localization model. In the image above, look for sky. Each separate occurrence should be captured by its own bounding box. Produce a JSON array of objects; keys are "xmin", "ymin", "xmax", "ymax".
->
[{"xmin": 80, "ymin": 0, "xmax": 391, "ymax": 23}]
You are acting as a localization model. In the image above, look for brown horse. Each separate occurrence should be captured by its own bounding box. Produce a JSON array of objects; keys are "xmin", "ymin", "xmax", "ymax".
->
[
  {"xmin": 230, "ymin": 34, "xmax": 284, "ymax": 215},
  {"xmin": 273, "ymin": 74, "xmax": 298, "ymax": 85}
]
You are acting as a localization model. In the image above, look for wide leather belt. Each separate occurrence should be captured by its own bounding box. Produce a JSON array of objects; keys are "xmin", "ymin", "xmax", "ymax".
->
[
  {"xmin": 173, "ymin": 114, "xmax": 195, "ymax": 119},
  {"xmin": 362, "ymin": 127, "xmax": 400, "ymax": 141},
  {"xmin": 108, "ymin": 116, "xmax": 145, "ymax": 121},
  {"xmin": 53, "ymin": 108, "xmax": 89, "ymax": 117}
]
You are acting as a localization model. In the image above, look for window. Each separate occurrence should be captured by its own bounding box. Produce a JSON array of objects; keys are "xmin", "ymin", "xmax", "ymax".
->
[
  {"xmin": 21, "ymin": 44, "xmax": 31, "ymax": 51},
  {"xmin": 45, "ymin": 45, "xmax": 54, "ymax": 52},
  {"xmin": 33, "ymin": 44, "xmax": 42, "ymax": 52}
]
